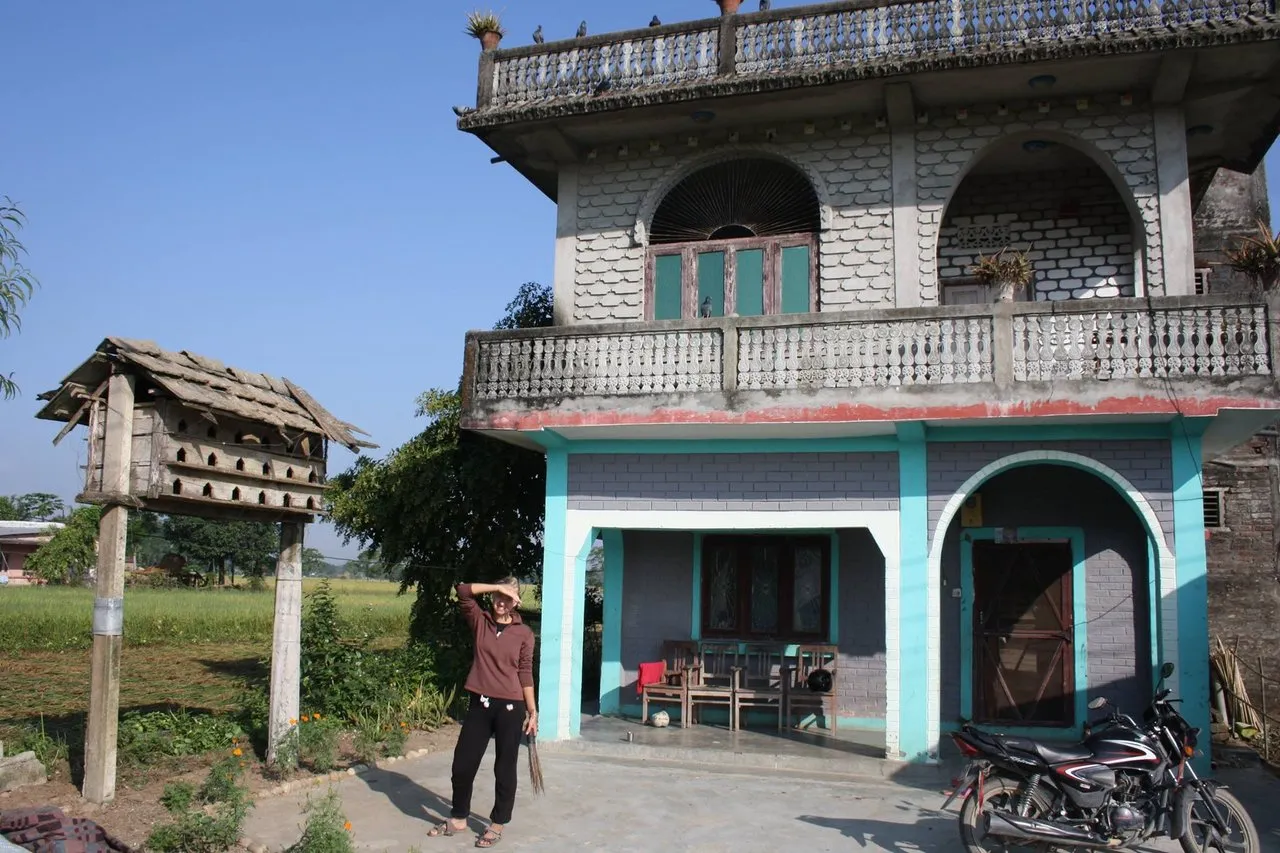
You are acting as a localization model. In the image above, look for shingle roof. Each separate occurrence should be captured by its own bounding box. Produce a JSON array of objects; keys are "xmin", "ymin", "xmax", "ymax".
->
[{"xmin": 36, "ymin": 337, "xmax": 376, "ymax": 452}]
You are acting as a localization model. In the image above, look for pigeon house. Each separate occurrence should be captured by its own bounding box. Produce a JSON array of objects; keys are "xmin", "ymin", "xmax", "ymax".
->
[
  {"xmin": 35, "ymin": 337, "xmax": 374, "ymax": 804},
  {"xmin": 37, "ymin": 338, "xmax": 374, "ymax": 521}
]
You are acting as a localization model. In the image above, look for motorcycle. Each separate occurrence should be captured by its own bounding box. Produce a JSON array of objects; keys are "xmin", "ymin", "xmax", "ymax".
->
[{"xmin": 941, "ymin": 662, "xmax": 1260, "ymax": 853}]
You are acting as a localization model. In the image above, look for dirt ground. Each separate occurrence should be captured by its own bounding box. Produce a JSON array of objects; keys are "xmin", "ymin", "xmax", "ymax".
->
[{"xmin": 0, "ymin": 724, "xmax": 462, "ymax": 851}]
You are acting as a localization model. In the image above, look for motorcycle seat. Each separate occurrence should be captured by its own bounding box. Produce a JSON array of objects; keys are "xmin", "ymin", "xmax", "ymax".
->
[{"xmin": 982, "ymin": 733, "xmax": 1095, "ymax": 764}]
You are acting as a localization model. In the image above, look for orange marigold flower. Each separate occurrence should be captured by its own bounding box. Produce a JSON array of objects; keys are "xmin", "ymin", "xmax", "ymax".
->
[
  {"xmin": 289, "ymin": 718, "xmax": 297, "ymax": 726},
  {"xmin": 343, "ymin": 821, "xmax": 352, "ymax": 832},
  {"xmin": 232, "ymin": 747, "xmax": 243, "ymax": 757},
  {"xmin": 313, "ymin": 713, "xmax": 321, "ymax": 720}
]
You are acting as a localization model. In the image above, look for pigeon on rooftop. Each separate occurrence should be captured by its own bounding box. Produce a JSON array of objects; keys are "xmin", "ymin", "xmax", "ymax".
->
[
  {"xmin": 533, "ymin": 25, "xmax": 544, "ymax": 43},
  {"xmin": 576, "ymin": 20, "xmax": 588, "ymax": 38},
  {"xmin": 650, "ymin": 15, "xmax": 662, "ymax": 26},
  {"xmin": 760, "ymin": 0, "xmax": 771, "ymax": 9}
]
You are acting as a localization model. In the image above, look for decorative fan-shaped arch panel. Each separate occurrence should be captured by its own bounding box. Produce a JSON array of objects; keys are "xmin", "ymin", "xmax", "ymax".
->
[{"xmin": 650, "ymin": 158, "xmax": 821, "ymax": 245}]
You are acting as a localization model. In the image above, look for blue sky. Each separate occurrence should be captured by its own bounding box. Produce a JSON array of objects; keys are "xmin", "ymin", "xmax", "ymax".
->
[{"xmin": 4, "ymin": 1, "xmax": 1279, "ymax": 561}]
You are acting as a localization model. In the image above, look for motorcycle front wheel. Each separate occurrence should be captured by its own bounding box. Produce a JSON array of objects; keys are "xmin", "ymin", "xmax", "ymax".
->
[
  {"xmin": 1178, "ymin": 786, "xmax": 1259, "ymax": 853},
  {"xmin": 959, "ymin": 775, "xmax": 1055, "ymax": 853}
]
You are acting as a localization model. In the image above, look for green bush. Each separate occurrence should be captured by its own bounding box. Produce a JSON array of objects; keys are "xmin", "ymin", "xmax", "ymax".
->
[
  {"xmin": 287, "ymin": 788, "xmax": 354, "ymax": 853},
  {"xmin": 14, "ymin": 716, "xmax": 69, "ymax": 768},
  {"xmin": 147, "ymin": 755, "xmax": 252, "ymax": 853},
  {"xmin": 298, "ymin": 715, "xmax": 341, "ymax": 772},
  {"xmin": 117, "ymin": 710, "xmax": 244, "ymax": 765}
]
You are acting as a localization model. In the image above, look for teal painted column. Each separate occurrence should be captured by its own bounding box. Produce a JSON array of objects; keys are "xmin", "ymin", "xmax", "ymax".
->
[
  {"xmin": 598, "ymin": 529, "xmax": 625, "ymax": 715},
  {"xmin": 897, "ymin": 422, "xmax": 931, "ymax": 761},
  {"xmin": 567, "ymin": 528, "xmax": 594, "ymax": 737},
  {"xmin": 1170, "ymin": 418, "xmax": 1211, "ymax": 774},
  {"xmin": 537, "ymin": 449, "xmax": 570, "ymax": 740}
]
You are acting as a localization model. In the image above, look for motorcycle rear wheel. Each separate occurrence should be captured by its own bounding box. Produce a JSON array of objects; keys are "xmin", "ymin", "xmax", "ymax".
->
[
  {"xmin": 1178, "ymin": 786, "xmax": 1259, "ymax": 853},
  {"xmin": 959, "ymin": 775, "xmax": 1055, "ymax": 853}
]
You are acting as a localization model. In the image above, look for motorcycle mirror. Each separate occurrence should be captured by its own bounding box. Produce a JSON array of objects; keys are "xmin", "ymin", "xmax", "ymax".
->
[
  {"xmin": 1088, "ymin": 697, "xmax": 1109, "ymax": 710},
  {"xmin": 1160, "ymin": 662, "xmax": 1175, "ymax": 679}
]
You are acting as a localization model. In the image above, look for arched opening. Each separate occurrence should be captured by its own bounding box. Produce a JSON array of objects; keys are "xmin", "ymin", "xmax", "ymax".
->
[
  {"xmin": 934, "ymin": 461, "xmax": 1163, "ymax": 741},
  {"xmin": 207, "ymin": 453, "xmax": 217, "ymax": 467},
  {"xmin": 231, "ymin": 487, "xmax": 241, "ymax": 501},
  {"xmin": 285, "ymin": 467, "xmax": 294, "ymax": 480},
  {"xmin": 308, "ymin": 471, "xmax": 318, "ymax": 484},
  {"xmin": 305, "ymin": 497, "xmax": 316, "ymax": 509},
  {"xmin": 202, "ymin": 483, "xmax": 214, "ymax": 498},
  {"xmin": 176, "ymin": 448, "xmax": 187, "ymax": 463},
  {"xmin": 172, "ymin": 479, "xmax": 183, "ymax": 495},
  {"xmin": 262, "ymin": 462, "xmax": 271, "ymax": 476},
  {"xmin": 235, "ymin": 459, "xmax": 246, "ymax": 472},
  {"xmin": 646, "ymin": 158, "xmax": 821, "ymax": 320},
  {"xmin": 234, "ymin": 432, "xmax": 244, "ymax": 444},
  {"xmin": 282, "ymin": 494, "xmax": 292, "ymax": 508},
  {"xmin": 936, "ymin": 136, "xmax": 1143, "ymax": 305},
  {"xmin": 258, "ymin": 491, "xmax": 267, "ymax": 505}
]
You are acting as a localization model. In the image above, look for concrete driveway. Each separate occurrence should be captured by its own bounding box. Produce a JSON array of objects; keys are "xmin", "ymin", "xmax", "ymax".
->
[{"xmin": 241, "ymin": 748, "xmax": 1280, "ymax": 853}]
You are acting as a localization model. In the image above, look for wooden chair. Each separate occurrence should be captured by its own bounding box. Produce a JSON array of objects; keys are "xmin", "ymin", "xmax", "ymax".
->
[
  {"xmin": 688, "ymin": 641, "xmax": 738, "ymax": 728},
  {"xmin": 732, "ymin": 643, "xmax": 786, "ymax": 731},
  {"xmin": 640, "ymin": 640, "xmax": 699, "ymax": 727},
  {"xmin": 781, "ymin": 644, "xmax": 840, "ymax": 733}
]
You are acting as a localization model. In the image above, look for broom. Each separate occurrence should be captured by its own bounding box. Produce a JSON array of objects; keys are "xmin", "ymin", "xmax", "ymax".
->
[{"xmin": 526, "ymin": 733, "xmax": 545, "ymax": 795}]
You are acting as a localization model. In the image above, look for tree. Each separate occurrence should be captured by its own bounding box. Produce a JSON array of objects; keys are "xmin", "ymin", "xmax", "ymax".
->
[
  {"xmin": 126, "ymin": 510, "xmax": 170, "ymax": 567},
  {"xmin": 162, "ymin": 516, "xmax": 278, "ymax": 586},
  {"xmin": 326, "ymin": 282, "xmax": 552, "ymax": 684},
  {"xmin": 301, "ymin": 547, "xmax": 333, "ymax": 577},
  {"xmin": 7, "ymin": 492, "xmax": 67, "ymax": 522},
  {"xmin": 0, "ymin": 495, "xmax": 18, "ymax": 521},
  {"xmin": 1, "ymin": 197, "xmax": 40, "ymax": 399},
  {"xmin": 25, "ymin": 505, "xmax": 101, "ymax": 584}
]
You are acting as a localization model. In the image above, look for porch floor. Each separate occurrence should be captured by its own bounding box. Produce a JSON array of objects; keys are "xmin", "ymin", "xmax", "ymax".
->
[{"xmin": 542, "ymin": 713, "xmax": 954, "ymax": 788}]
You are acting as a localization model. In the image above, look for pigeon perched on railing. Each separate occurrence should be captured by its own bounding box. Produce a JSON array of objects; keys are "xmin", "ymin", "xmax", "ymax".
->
[
  {"xmin": 451, "ymin": 105, "xmax": 475, "ymax": 117},
  {"xmin": 533, "ymin": 24, "xmax": 544, "ymax": 43},
  {"xmin": 759, "ymin": 0, "xmax": 771, "ymax": 9},
  {"xmin": 650, "ymin": 15, "xmax": 662, "ymax": 26},
  {"xmin": 594, "ymin": 79, "xmax": 612, "ymax": 95},
  {"xmin": 576, "ymin": 20, "xmax": 588, "ymax": 38}
]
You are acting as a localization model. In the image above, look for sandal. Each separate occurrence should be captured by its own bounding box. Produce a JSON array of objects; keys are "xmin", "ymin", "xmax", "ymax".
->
[
  {"xmin": 475, "ymin": 827, "xmax": 503, "ymax": 848},
  {"xmin": 428, "ymin": 820, "xmax": 464, "ymax": 837}
]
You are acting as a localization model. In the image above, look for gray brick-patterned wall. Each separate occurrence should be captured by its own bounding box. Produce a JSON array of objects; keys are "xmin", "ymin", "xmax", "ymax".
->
[
  {"xmin": 838, "ymin": 528, "xmax": 887, "ymax": 719},
  {"xmin": 615, "ymin": 527, "xmax": 888, "ymax": 720},
  {"xmin": 618, "ymin": 530, "xmax": 694, "ymax": 696},
  {"xmin": 568, "ymin": 452, "xmax": 899, "ymax": 512},
  {"xmin": 938, "ymin": 167, "xmax": 1136, "ymax": 301},
  {"xmin": 938, "ymin": 464, "xmax": 1152, "ymax": 721},
  {"xmin": 927, "ymin": 440, "xmax": 1173, "ymax": 551}
]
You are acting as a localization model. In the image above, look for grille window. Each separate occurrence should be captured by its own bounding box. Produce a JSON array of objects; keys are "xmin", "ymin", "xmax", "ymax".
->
[
  {"xmin": 1194, "ymin": 268, "xmax": 1211, "ymax": 296},
  {"xmin": 1203, "ymin": 489, "xmax": 1224, "ymax": 529}
]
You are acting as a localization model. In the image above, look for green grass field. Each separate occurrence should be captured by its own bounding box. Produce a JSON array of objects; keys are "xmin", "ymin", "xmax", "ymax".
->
[{"xmin": 0, "ymin": 578, "xmax": 414, "ymax": 652}]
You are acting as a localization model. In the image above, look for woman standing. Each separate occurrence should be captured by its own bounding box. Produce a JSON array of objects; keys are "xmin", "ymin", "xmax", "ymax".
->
[{"xmin": 428, "ymin": 577, "xmax": 537, "ymax": 849}]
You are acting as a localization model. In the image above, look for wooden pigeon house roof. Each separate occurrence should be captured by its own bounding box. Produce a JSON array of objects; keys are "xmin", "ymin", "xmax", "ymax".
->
[{"xmin": 36, "ymin": 337, "xmax": 376, "ymax": 452}]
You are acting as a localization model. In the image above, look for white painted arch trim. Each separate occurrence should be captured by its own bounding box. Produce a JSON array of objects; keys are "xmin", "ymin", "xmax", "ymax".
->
[
  {"xmin": 558, "ymin": 508, "xmax": 900, "ymax": 743},
  {"xmin": 632, "ymin": 145, "xmax": 835, "ymax": 247},
  {"xmin": 925, "ymin": 450, "xmax": 1179, "ymax": 757}
]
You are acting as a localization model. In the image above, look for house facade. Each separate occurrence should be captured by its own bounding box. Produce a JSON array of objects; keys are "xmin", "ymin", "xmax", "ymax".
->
[
  {"xmin": 0, "ymin": 521, "xmax": 65, "ymax": 586},
  {"xmin": 455, "ymin": 0, "xmax": 1280, "ymax": 764}
]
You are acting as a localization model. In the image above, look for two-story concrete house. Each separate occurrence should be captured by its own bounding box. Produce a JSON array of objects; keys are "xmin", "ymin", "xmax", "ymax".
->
[{"xmin": 454, "ymin": 0, "xmax": 1280, "ymax": 765}]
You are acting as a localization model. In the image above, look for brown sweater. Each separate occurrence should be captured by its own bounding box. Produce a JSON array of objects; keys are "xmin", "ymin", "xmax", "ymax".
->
[{"xmin": 457, "ymin": 583, "xmax": 535, "ymax": 702}]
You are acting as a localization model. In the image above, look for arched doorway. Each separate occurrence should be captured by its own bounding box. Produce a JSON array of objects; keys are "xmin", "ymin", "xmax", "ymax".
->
[
  {"xmin": 925, "ymin": 450, "xmax": 1177, "ymax": 753},
  {"xmin": 935, "ymin": 134, "xmax": 1146, "ymax": 305},
  {"xmin": 644, "ymin": 158, "xmax": 821, "ymax": 320}
]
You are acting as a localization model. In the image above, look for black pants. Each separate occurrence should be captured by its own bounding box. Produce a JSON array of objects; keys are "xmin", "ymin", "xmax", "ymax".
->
[{"xmin": 450, "ymin": 691, "xmax": 526, "ymax": 825}]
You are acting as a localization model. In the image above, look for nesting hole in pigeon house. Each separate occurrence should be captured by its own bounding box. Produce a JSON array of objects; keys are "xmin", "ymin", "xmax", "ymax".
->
[
  {"xmin": 172, "ymin": 480, "xmax": 182, "ymax": 495},
  {"xmin": 286, "ymin": 467, "xmax": 294, "ymax": 479},
  {"xmin": 308, "ymin": 471, "xmax": 318, "ymax": 484},
  {"xmin": 177, "ymin": 419, "xmax": 188, "ymax": 432},
  {"xmin": 235, "ymin": 459, "xmax": 246, "ymax": 472},
  {"xmin": 231, "ymin": 487, "xmax": 241, "ymax": 501},
  {"xmin": 176, "ymin": 448, "xmax": 187, "ymax": 463},
  {"xmin": 262, "ymin": 462, "xmax": 271, "ymax": 476},
  {"xmin": 207, "ymin": 453, "xmax": 217, "ymax": 467},
  {"xmin": 282, "ymin": 494, "xmax": 292, "ymax": 508},
  {"xmin": 202, "ymin": 483, "xmax": 214, "ymax": 498},
  {"xmin": 258, "ymin": 491, "xmax": 267, "ymax": 505},
  {"xmin": 306, "ymin": 497, "xmax": 316, "ymax": 510}
]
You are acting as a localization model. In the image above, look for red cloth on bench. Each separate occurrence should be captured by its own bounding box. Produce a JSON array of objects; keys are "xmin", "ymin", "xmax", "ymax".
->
[{"xmin": 637, "ymin": 661, "xmax": 666, "ymax": 695}]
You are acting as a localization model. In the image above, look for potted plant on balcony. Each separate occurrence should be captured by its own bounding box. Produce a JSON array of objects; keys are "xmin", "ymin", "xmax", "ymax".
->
[
  {"xmin": 970, "ymin": 247, "xmax": 1034, "ymax": 303},
  {"xmin": 465, "ymin": 10, "xmax": 505, "ymax": 51},
  {"xmin": 714, "ymin": 0, "xmax": 744, "ymax": 14},
  {"xmin": 1226, "ymin": 220, "xmax": 1280, "ymax": 293}
]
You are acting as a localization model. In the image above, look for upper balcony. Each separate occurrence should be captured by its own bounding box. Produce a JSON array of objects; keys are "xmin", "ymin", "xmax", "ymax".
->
[
  {"xmin": 459, "ymin": 0, "xmax": 1280, "ymax": 198},
  {"xmin": 460, "ymin": 292, "xmax": 1280, "ymax": 455}
]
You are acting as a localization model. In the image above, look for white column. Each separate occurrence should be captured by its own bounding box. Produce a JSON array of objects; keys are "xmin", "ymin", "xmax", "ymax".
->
[
  {"xmin": 1154, "ymin": 106, "xmax": 1195, "ymax": 296},
  {"xmin": 887, "ymin": 84, "xmax": 921, "ymax": 308},
  {"xmin": 553, "ymin": 170, "xmax": 580, "ymax": 325}
]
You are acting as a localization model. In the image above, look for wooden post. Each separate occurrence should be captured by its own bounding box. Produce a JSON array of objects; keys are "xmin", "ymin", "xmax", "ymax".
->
[
  {"xmin": 83, "ymin": 372, "xmax": 136, "ymax": 804},
  {"xmin": 267, "ymin": 520, "xmax": 304, "ymax": 764}
]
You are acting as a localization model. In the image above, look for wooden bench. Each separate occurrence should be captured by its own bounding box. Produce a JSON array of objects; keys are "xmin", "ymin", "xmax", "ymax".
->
[
  {"xmin": 731, "ymin": 643, "xmax": 786, "ymax": 731},
  {"xmin": 687, "ymin": 641, "xmax": 737, "ymax": 727}
]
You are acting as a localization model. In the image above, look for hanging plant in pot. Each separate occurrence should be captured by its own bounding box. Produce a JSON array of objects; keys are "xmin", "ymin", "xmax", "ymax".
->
[
  {"xmin": 465, "ymin": 10, "xmax": 506, "ymax": 51},
  {"xmin": 1225, "ymin": 220, "xmax": 1280, "ymax": 293},
  {"xmin": 714, "ymin": 0, "xmax": 744, "ymax": 14},
  {"xmin": 970, "ymin": 248, "xmax": 1034, "ymax": 303}
]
